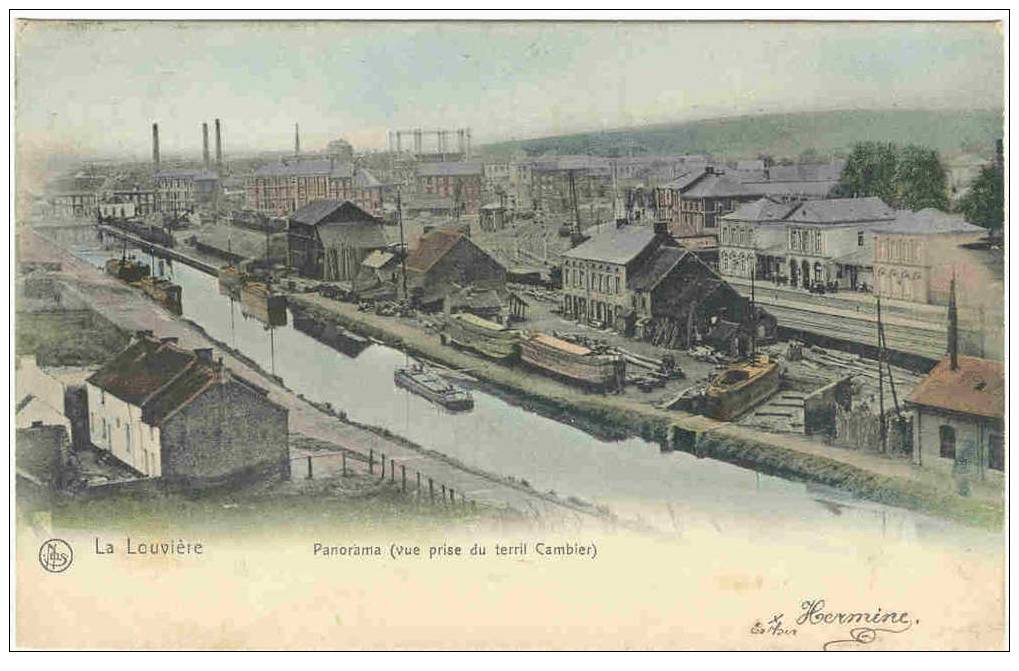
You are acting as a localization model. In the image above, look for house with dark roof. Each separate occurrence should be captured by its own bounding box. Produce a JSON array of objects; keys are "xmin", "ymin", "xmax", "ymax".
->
[
  {"xmin": 85, "ymin": 332, "xmax": 289, "ymax": 483},
  {"xmin": 905, "ymin": 297, "xmax": 1004, "ymax": 481},
  {"xmin": 287, "ymin": 199, "xmax": 386, "ymax": 281},
  {"xmin": 628, "ymin": 246, "xmax": 773, "ymax": 350},
  {"xmin": 414, "ymin": 161, "xmax": 484, "ymax": 215},
  {"xmin": 560, "ymin": 222, "xmax": 670, "ymax": 330},
  {"xmin": 404, "ymin": 228, "xmax": 506, "ymax": 308},
  {"xmin": 246, "ymin": 158, "xmax": 383, "ymax": 217}
]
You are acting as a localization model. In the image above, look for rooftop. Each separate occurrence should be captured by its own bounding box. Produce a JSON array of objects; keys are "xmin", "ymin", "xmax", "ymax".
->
[
  {"xmin": 785, "ymin": 197, "xmax": 896, "ymax": 225},
  {"xmin": 290, "ymin": 199, "xmax": 379, "ymax": 227},
  {"xmin": 562, "ymin": 224, "xmax": 658, "ymax": 265},
  {"xmin": 253, "ymin": 158, "xmax": 354, "ymax": 178},
  {"xmin": 627, "ymin": 246, "xmax": 689, "ymax": 292},
  {"xmin": 906, "ymin": 355, "xmax": 1004, "ymax": 420},
  {"xmin": 721, "ymin": 197, "xmax": 801, "ymax": 223},
  {"xmin": 882, "ymin": 208, "xmax": 987, "ymax": 236},
  {"xmin": 405, "ymin": 228, "xmax": 465, "ymax": 272}
]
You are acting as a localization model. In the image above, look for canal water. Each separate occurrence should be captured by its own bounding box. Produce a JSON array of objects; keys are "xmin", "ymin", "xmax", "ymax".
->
[{"xmin": 63, "ymin": 231, "xmax": 994, "ymax": 548}]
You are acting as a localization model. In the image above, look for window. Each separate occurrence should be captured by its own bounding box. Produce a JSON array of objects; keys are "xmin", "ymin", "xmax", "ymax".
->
[
  {"xmin": 939, "ymin": 425, "xmax": 956, "ymax": 460},
  {"xmin": 988, "ymin": 434, "xmax": 1004, "ymax": 472},
  {"xmin": 858, "ymin": 231, "xmax": 864, "ymax": 247},
  {"xmin": 615, "ymin": 277, "xmax": 621, "ymax": 294}
]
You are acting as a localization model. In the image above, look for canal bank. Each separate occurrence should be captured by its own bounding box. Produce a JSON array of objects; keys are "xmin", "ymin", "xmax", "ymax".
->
[{"xmin": 288, "ymin": 292, "xmax": 1003, "ymax": 530}]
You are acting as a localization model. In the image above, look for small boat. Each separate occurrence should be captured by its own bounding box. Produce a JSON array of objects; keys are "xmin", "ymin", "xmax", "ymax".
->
[
  {"xmin": 240, "ymin": 281, "xmax": 287, "ymax": 327},
  {"xmin": 442, "ymin": 312, "xmax": 521, "ymax": 360},
  {"xmin": 519, "ymin": 332, "xmax": 625, "ymax": 390},
  {"xmin": 702, "ymin": 354, "xmax": 780, "ymax": 421},
  {"xmin": 218, "ymin": 265, "xmax": 248, "ymax": 297},
  {"xmin": 137, "ymin": 276, "xmax": 183, "ymax": 315},
  {"xmin": 105, "ymin": 257, "xmax": 150, "ymax": 283},
  {"xmin": 394, "ymin": 361, "xmax": 474, "ymax": 411}
]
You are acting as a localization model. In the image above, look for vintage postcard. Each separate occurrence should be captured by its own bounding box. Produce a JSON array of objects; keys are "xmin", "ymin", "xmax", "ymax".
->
[{"xmin": 10, "ymin": 14, "xmax": 1008, "ymax": 651}]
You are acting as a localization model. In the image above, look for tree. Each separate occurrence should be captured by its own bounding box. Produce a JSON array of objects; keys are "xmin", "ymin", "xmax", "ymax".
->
[
  {"xmin": 833, "ymin": 142, "xmax": 899, "ymax": 203},
  {"xmin": 894, "ymin": 145, "xmax": 949, "ymax": 211},
  {"xmin": 957, "ymin": 164, "xmax": 1004, "ymax": 234},
  {"xmin": 834, "ymin": 142, "xmax": 949, "ymax": 210}
]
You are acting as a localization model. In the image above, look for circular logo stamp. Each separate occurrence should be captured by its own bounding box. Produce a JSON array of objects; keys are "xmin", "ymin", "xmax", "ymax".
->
[{"xmin": 39, "ymin": 539, "xmax": 73, "ymax": 573}]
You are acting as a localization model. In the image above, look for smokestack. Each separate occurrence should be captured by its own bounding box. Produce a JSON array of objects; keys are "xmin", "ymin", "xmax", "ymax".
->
[
  {"xmin": 215, "ymin": 118, "xmax": 223, "ymax": 169},
  {"xmin": 152, "ymin": 123, "xmax": 160, "ymax": 169},
  {"xmin": 947, "ymin": 273, "xmax": 959, "ymax": 370},
  {"xmin": 294, "ymin": 123, "xmax": 300, "ymax": 157},
  {"xmin": 202, "ymin": 122, "xmax": 210, "ymax": 170}
]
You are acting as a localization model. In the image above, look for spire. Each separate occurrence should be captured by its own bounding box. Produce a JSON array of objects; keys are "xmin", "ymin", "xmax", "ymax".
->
[
  {"xmin": 948, "ymin": 271, "xmax": 959, "ymax": 370},
  {"xmin": 294, "ymin": 123, "xmax": 300, "ymax": 157}
]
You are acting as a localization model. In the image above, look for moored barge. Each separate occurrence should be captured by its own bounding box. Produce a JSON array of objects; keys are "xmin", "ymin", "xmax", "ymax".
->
[
  {"xmin": 240, "ymin": 282, "xmax": 287, "ymax": 327},
  {"xmin": 519, "ymin": 333, "xmax": 626, "ymax": 390},
  {"xmin": 105, "ymin": 257, "xmax": 150, "ymax": 283},
  {"xmin": 138, "ymin": 276, "xmax": 183, "ymax": 315},
  {"xmin": 442, "ymin": 312, "xmax": 521, "ymax": 360}
]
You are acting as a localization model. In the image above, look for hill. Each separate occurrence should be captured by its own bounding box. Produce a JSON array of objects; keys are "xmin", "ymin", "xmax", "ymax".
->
[{"xmin": 482, "ymin": 109, "xmax": 1003, "ymax": 162}]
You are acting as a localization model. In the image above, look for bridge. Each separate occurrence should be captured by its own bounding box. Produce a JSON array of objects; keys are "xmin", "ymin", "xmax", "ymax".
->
[{"xmin": 96, "ymin": 224, "xmax": 220, "ymax": 276}]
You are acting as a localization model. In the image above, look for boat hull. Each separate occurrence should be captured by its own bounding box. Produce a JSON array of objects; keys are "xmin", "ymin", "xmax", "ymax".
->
[
  {"xmin": 443, "ymin": 316, "xmax": 520, "ymax": 360},
  {"xmin": 240, "ymin": 285, "xmax": 287, "ymax": 327},
  {"xmin": 519, "ymin": 337, "xmax": 625, "ymax": 390},
  {"xmin": 703, "ymin": 361, "xmax": 780, "ymax": 421}
]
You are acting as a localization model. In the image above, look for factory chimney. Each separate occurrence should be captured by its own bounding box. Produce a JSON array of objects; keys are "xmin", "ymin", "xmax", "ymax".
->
[
  {"xmin": 152, "ymin": 123, "xmax": 160, "ymax": 170},
  {"xmin": 215, "ymin": 118, "xmax": 223, "ymax": 170},
  {"xmin": 294, "ymin": 123, "xmax": 301, "ymax": 157},
  {"xmin": 202, "ymin": 122, "xmax": 211, "ymax": 170}
]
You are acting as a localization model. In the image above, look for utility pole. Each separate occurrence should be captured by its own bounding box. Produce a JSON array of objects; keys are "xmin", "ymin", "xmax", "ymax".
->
[{"xmin": 877, "ymin": 296, "xmax": 886, "ymax": 453}]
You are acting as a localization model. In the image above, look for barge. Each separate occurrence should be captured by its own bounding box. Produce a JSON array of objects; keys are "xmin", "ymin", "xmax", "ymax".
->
[
  {"xmin": 218, "ymin": 265, "xmax": 248, "ymax": 297},
  {"xmin": 519, "ymin": 333, "xmax": 626, "ymax": 390},
  {"xmin": 104, "ymin": 257, "xmax": 150, "ymax": 283},
  {"xmin": 394, "ymin": 362, "xmax": 474, "ymax": 411},
  {"xmin": 442, "ymin": 313, "xmax": 521, "ymax": 360},
  {"xmin": 137, "ymin": 276, "xmax": 183, "ymax": 315},
  {"xmin": 240, "ymin": 281, "xmax": 287, "ymax": 327},
  {"xmin": 292, "ymin": 307, "xmax": 371, "ymax": 357}
]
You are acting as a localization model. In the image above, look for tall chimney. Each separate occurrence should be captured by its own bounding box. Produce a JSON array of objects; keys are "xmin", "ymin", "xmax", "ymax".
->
[
  {"xmin": 202, "ymin": 122, "xmax": 210, "ymax": 170},
  {"xmin": 215, "ymin": 118, "xmax": 223, "ymax": 169},
  {"xmin": 152, "ymin": 123, "xmax": 160, "ymax": 169},
  {"xmin": 947, "ymin": 273, "xmax": 959, "ymax": 370},
  {"xmin": 294, "ymin": 123, "xmax": 300, "ymax": 157}
]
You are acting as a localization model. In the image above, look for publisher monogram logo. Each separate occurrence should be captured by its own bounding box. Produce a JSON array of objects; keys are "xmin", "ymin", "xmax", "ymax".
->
[{"xmin": 39, "ymin": 539, "xmax": 73, "ymax": 573}]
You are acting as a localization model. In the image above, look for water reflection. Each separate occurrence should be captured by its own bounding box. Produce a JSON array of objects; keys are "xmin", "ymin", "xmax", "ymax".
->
[{"xmin": 61, "ymin": 233, "xmax": 995, "ymax": 548}]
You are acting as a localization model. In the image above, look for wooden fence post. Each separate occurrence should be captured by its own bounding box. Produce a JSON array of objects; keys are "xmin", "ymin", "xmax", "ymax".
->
[
  {"xmin": 441, "ymin": 484, "xmax": 447, "ymax": 504},
  {"xmin": 369, "ymin": 449, "xmax": 374, "ymax": 474},
  {"xmin": 429, "ymin": 478, "xmax": 434, "ymax": 502},
  {"xmin": 380, "ymin": 453, "xmax": 386, "ymax": 480},
  {"xmin": 401, "ymin": 465, "xmax": 406, "ymax": 492},
  {"xmin": 342, "ymin": 452, "xmax": 347, "ymax": 476},
  {"xmin": 416, "ymin": 471, "xmax": 421, "ymax": 495},
  {"xmin": 306, "ymin": 455, "xmax": 313, "ymax": 479},
  {"xmin": 390, "ymin": 459, "xmax": 395, "ymax": 483}
]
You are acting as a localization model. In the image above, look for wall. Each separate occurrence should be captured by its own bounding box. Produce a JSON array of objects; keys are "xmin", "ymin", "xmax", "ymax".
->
[
  {"xmin": 913, "ymin": 407, "xmax": 1004, "ymax": 483},
  {"xmin": 803, "ymin": 376, "xmax": 853, "ymax": 436},
  {"xmin": 160, "ymin": 380, "xmax": 289, "ymax": 482},
  {"xmin": 86, "ymin": 382, "xmax": 162, "ymax": 476}
]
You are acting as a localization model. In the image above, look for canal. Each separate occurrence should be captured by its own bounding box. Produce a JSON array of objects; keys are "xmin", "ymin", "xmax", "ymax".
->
[{"xmin": 62, "ymin": 230, "xmax": 993, "ymax": 548}]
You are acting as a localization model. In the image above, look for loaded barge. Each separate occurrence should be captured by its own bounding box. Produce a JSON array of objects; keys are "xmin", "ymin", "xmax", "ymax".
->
[
  {"xmin": 442, "ymin": 312, "xmax": 521, "ymax": 360},
  {"xmin": 292, "ymin": 306, "xmax": 371, "ymax": 357},
  {"xmin": 519, "ymin": 333, "xmax": 626, "ymax": 391},
  {"xmin": 240, "ymin": 281, "xmax": 287, "ymax": 327},
  {"xmin": 702, "ymin": 354, "xmax": 780, "ymax": 421}
]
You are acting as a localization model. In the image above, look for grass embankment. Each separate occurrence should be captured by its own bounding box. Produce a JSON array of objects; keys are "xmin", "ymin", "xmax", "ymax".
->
[{"xmin": 290, "ymin": 295, "xmax": 1004, "ymax": 530}]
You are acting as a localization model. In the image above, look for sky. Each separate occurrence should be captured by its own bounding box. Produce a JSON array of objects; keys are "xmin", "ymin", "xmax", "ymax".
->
[{"xmin": 14, "ymin": 20, "xmax": 1005, "ymax": 160}]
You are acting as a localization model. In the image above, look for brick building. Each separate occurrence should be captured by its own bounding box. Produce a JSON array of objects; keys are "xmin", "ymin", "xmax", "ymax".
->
[
  {"xmin": 414, "ymin": 161, "xmax": 484, "ymax": 215},
  {"xmin": 246, "ymin": 158, "xmax": 384, "ymax": 217},
  {"xmin": 156, "ymin": 169, "xmax": 221, "ymax": 213}
]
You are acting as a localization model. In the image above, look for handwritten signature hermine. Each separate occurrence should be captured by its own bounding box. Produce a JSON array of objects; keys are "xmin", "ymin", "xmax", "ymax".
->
[{"xmin": 751, "ymin": 598, "xmax": 916, "ymax": 650}]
